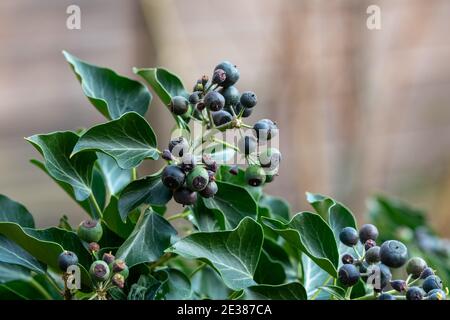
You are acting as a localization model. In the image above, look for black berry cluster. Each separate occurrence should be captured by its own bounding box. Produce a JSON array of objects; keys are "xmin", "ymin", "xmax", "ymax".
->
[
  {"xmin": 337, "ymin": 224, "xmax": 447, "ymax": 300},
  {"xmin": 161, "ymin": 137, "xmax": 218, "ymax": 205},
  {"xmin": 169, "ymin": 61, "xmax": 282, "ymax": 188}
]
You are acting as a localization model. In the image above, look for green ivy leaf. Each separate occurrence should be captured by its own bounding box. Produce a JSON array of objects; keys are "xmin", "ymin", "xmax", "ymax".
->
[
  {"xmin": 0, "ymin": 235, "xmax": 45, "ymax": 275},
  {"xmin": 72, "ymin": 112, "xmax": 158, "ymax": 169},
  {"xmin": 254, "ymin": 250, "xmax": 286, "ymax": 285},
  {"xmin": 134, "ymin": 67, "xmax": 189, "ymax": 129},
  {"xmin": 262, "ymin": 212, "xmax": 339, "ymax": 277},
  {"xmin": 96, "ymin": 153, "xmax": 132, "ymax": 196},
  {"xmin": 202, "ymin": 181, "xmax": 258, "ymax": 229},
  {"xmin": 128, "ymin": 274, "xmax": 161, "ymax": 300},
  {"xmin": 259, "ymin": 195, "xmax": 290, "ymax": 222},
  {"xmin": 191, "ymin": 198, "xmax": 225, "ymax": 232},
  {"xmin": 306, "ymin": 192, "xmax": 334, "ymax": 219},
  {"xmin": 243, "ymin": 282, "xmax": 307, "ymax": 300},
  {"xmin": 103, "ymin": 196, "xmax": 134, "ymax": 239},
  {"xmin": 118, "ymin": 171, "xmax": 172, "ymax": 222},
  {"xmin": 153, "ymin": 268, "xmax": 192, "ymax": 300},
  {"xmin": 63, "ymin": 51, "xmax": 151, "ymax": 120},
  {"xmin": 0, "ymin": 223, "xmax": 92, "ymax": 290},
  {"xmin": 191, "ymin": 266, "xmax": 230, "ymax": 299},
  {"xmin": 116, "ymin": 210, "xmax": 177, "ymax": 268},
  {"xmin": 0, "ymin": 223, "xmax": 90, "ymax": 270},
  {"xmin": 30, "ymin": 160, "xmax": 97, "ymax": 218},
  {"xmin": 301, "ymin": 254, "xmax": 332, "ymax": 300},
  {"xmin": 0, "ymin": 195, "xmax": 34, "ymax": 228},
  {"xmin": 0, "ymin": 262, "xmax": 31, "ymax": 284},
  {"xmin": 168, "ymin": 217, "xmax": 264, "ymax": 290},
  {"xmin": 26, "ymin": 132, "xmax": 97, "ymax": 202}
]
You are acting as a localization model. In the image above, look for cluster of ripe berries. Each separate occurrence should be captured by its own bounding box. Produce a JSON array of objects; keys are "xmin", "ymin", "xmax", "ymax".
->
[
  {"xmin": 338, "ymin": 224, "xmax": 447, "ymax": 300},
  {"xmin": 167, "ymin": 61, "xmax": 282, "ymax": 189},
  {"xmin": 57, "ymin": 219, "xmax": 129, "ymax": 294},
  {"xmin": 161, "ymin": 137, "xmax": 218, "ymax": 206}
]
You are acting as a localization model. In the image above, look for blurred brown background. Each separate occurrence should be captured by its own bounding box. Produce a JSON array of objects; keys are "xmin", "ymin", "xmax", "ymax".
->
[{"xmin": 1, "ymin": 0, "xmax": 450, "ymax": 235}]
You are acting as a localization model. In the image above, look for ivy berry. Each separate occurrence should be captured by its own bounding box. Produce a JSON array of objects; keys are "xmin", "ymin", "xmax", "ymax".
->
[
  {"xmin": 168, "ymin": 136, "xmax": 189, "ymax": 157},
  {"xmin": 338, "ymin": 264, "xmax": 360, "ymax": 287},
  {"xmin": 186, "ymin": 166, "xmax": 209, "ymax": 191},
  {"xmin": 173, "ymin": 187, "xmax": 198, "ymax": 206},
  {"xmin": 57, "ymin": 251, "xmax": 78, "ymax": 272},
  {"xmin": 341, "ymin": 254, "xmax": 354, "ymax": 265},
  {"xmin": 214, "ymin": 61, "xmax": 239, "ymax": 87},
  {"xmin": 365, "ymin": 246, "xmax": 381, "ymax": 264},
  {"xmin": 200, "ymin": 181, "xmax": 218, "ymax": 198},
  {"xmin": 204, "ymin": 91, "xmax": 225, "ymax": 111},
  {"xmin": 77, "ymin": 219, "xmax": 103, "ymax": 243},
  {"xmin": 406, "ymin": 257, "xmax": 427, "ymax": 278},
  {"xmin": 170, "ymin": 96, "xmax": 189, "ymax": 115},
  {"xmin": 111, "ymin": 259, "xmax": 129, "ymax": 279},
  {"xmin": 379, "ymin": 240, "xmax": 408, "ymax": 268},
  {"xmin": 212, "ymin": 110, "xmax": 233, "ymax": 126},
  {"xmin": 240, "ymin": 91, "xmax": 257, "ymax": 108},
  {"xmin": 406, "ymin": 286, "xmax": 425, "ymax": 300},
  {"xmin": 358, "ymin": 224, "xmax": 379, "ymax": 243},
  {"xmin": 253, "ymin": 119, "xmax": 278, "ymax": 141},
  {"xmin": 220, "ymin": 86, "xmax": 240, "ymax": 108},
  {"xmin": 161, "ymin": 165, "xmax": 186, "ymax": 190},
  {"xmin": 339, "ymin": 227, "xmax": 359, "ymax": 247},
  {"xmin": 245, "ymin": 165, "xmax": 266, "ymax": 187},
  {"xmin": 89, "ymin": 260, "xmax": 110, "ymax": 282},
  {"xmin": 422, "ymin": 275, "xmax": 443, "ymax": 293}
]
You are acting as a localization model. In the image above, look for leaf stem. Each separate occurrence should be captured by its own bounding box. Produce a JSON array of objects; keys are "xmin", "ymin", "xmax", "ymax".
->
[
  {"xmin": 167, "ymin": 210, "xmax": 192, "ymax": 221},
  {"xmin": 30, "ymin": 278, "xmax": 53, "ymax": 300},
  {"xmin": 89, "ymin": 194, "xmax": 103, "ymax": 219},
  {"xmin": 132, "ymin": 168, "xmax": 138, "ymax": 181},
  {"xmin": 189, "ymin": 262, "xmax": 206, "ymax": 278},
  {"xmin": 148, "ymin": 253, "xmax": 174, "ymax": 271}
]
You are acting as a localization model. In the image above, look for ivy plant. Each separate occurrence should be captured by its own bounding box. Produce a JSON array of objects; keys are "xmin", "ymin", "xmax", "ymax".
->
[{"xmin": 0, "ymin": 52, "xmax": 447, "ymax": 301}]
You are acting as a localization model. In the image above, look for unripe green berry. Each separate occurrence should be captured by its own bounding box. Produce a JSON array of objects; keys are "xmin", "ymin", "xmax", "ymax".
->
[
  {"xmin": 186, "ymin": 166, "xmax": 209, "ymax": 191},
  {"xmin": 77, "ymin": 219, "xmax": 103, "ymax": 243},
  {"xmin": 245, "ymin": 165, "xmax": 266, "ymax": 187},
  {"xmin": 89, "ymin": 260, "xmax": 110, "ymax": 282}
]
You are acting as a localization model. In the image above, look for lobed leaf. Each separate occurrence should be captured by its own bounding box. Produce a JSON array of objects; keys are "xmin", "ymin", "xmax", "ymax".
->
[{"xmin": 63, "ymin": 51, "xmax": 151, "ymax": 120}]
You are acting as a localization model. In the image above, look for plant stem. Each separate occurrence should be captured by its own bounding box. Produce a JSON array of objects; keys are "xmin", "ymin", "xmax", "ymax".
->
[
  {"xmin": 241, "ymin": 123, "xmax": 253, "ymax": 129},
  {"xmin": 211, "ymin": 137, "xmax": 240, "ymax": 152},
  {"xmin": 167, "ymin": 211, "xmax": 191, "ymax": 221},
  {"xmin": 89, "ymin": 194, "xmax": 103, "ymax": 219},
  {"xmin": 148, "ymin": 253, "xmax": 174, "ymax": 271},
  {"xmin": 132, "ymin": 168, "xmax": 137, "ymax": 180},
  {"xmin": 30, "ymin": 278, "xmax": 52, "ymax": 300},
  {"xmin": 189, "ymin": 263, "xmax": 206, "ymax": 278}
]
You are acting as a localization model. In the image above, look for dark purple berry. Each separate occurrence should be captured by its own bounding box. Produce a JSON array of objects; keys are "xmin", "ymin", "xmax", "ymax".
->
[
  {"xmin": 240, "ymin": 91, "xmax": 257, "ymax": 108},
  {"xmin": 359, "ymin": 224, "xmax": 379, "ymax": 243},
  {"xmin": 173, "ymin": 188, "xmax": 198, "ymax": 206},
  {"xmin": 161, "ymin": 165, "xmax": 186, "ymax": 189},
  {"xmin": 204, "ymin": 91, "xmax": 225, "ymax": 111},
  {"xmin": 341, "ymin": 254, "xmax": 354, "ymax": 265},
  {"xmin": 170, "ymin": 96, "xmax": 189, "ymax": 115}
]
